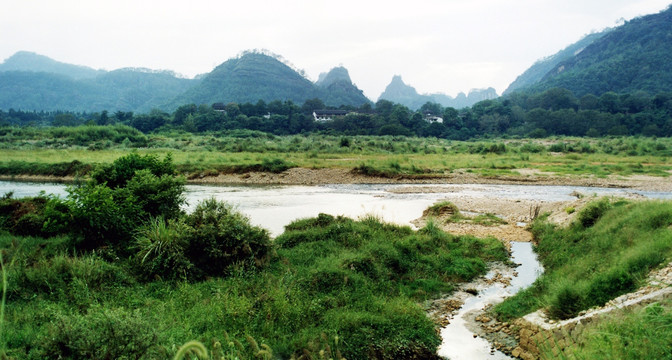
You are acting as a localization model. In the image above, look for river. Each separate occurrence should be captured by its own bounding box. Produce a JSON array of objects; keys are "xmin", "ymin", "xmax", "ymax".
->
[
  {"xmin": 2, "ymin": 180, "xmax": 671, "ymax": 358},
  {"xmin": 3, "ymin": 181, "xmax": 670, "ymax": 236}
]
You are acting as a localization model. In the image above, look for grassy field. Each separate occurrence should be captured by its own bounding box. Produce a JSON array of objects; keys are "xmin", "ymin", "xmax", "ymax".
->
[{"xmin": 1, "ymin": 131, "xmax": 671, "ymax": 178}]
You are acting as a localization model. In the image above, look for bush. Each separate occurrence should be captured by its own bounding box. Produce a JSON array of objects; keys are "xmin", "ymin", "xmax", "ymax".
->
[
  {"xmin": 0, "ymin": 195, "xmax": 70, "ymax": 237},
  {"xmin": 259, "ymin": 158, "xmax": 293, "ymax": 173},
  {"xmin": 423, "ymin": 201, "xmax": 460, "ymax": 218},
  {"xmin": 41, "ymin": 306, "xmax": 159, "ymax": 360},
  {"xmin": 548, "ymin": 286, "xmax": 583, "ymax": 320},
  {"xmin": 186, "ymin": 198, "xmax": 274, "ymax": 277},
  {"xmin": 577, "ymin": 198, "xmax": 612, "ymax": 228},
  {"xmin": 90, "ymin": 152, "xmax": 176, "ymax": 189},
  {"xmin": 67, "ymin": 153, "xmax": 185, "ymax": 251}
]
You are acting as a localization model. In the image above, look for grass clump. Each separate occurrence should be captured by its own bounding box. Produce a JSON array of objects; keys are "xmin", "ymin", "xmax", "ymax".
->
[
  {"xmin": 494, "ymin": 199, "xmax": 672, "ymax": 321},
  {"xmin": 423, "ymin": 201, "xmax": 460, "ymax": 218}
]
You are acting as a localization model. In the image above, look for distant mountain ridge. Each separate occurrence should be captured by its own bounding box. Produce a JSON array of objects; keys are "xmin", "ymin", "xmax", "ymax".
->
[
  {"xmin": 378, "ymin": 75, "xmax": 497, "ymax": 109},
  {"xmin": 0, "ymin": 51, "xmax": 105, "ymax": 80},
  {"xmin": 509, "ymin": 5, "xmax": 672, "ymax": 96}
]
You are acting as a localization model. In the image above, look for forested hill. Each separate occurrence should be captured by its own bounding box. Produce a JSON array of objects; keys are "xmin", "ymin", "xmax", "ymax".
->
[
  {"xmin": 517, "ymin": 5, "xmax": 672, "ymax": 97},
  {"xmin": 0, "ymin": 68, "xmax": 196, "ymax": 113},
  {"xmin": 168, "ymin": 52, "xmax": 316, "ymax": 109},
  {"xmin": 503, "ymin": 30, "xmax": 609, "ymax": 95},
  {"xmin": 315, "ymin": 66, "xmax": 371, "ymax": 107},
  {"xmin": 0, "ymin": 52, "xmax": 197, "ymax": 112},
  {"xmin": 169, "ymin": 53, "xmax": 371, "ymax": 110}
]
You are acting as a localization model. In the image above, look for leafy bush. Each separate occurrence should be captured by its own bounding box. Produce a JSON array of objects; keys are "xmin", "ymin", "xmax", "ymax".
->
[
  {"xmin": 67, "ymin": 153, "xmax": 185, "ymax": 251},
  {"xmin": 259, "ymin": 158, "xmax": 293, "ymax": 173},
  {"xmin": 90, "ymin": 152, "xmax": 176, "ymax": 189},
  {"xmin": 423, "ymin": 201, "xmax": 460, "ymax": 218},
  {"xmin": 185, "ymin": 198, "xmax": 274, "ymax": 277},
  {"xmin": 0, "ymin": 195, "xmax": 70, "ymax": 237}
]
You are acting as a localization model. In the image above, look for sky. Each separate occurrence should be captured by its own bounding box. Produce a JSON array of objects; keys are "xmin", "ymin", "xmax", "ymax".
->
[{"xmin": 1, "ymin": 0, "xmax": 670, "ymax": 100}]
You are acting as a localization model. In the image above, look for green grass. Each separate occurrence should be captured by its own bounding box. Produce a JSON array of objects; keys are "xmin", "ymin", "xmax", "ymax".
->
[
  {"xmin": 0, "ymin": 212, "xmax": 508, "ymax": 359},
  {"xmin": 563, "ymin": 300, "xmax": 672, "ymax": 360},
  {"xmin": 0, "ymin": 131, "xmax": 671, "ymax": 178},
  {"xmin": 494, "ymin": 199, "xmax": 672, "ymax": 321}
]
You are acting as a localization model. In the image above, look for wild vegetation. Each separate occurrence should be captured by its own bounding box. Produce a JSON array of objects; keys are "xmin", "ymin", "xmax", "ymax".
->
[
  {"xmin": 0, "ymin": 126, "xmax": 670, "ymax": 181},
  {"xmin": 0, "ymin": 153, "xmax": 510, "ymax": 359},
  {"xmin": 494, "ymin": 198, "xmax": 672, "ymax": 321}
]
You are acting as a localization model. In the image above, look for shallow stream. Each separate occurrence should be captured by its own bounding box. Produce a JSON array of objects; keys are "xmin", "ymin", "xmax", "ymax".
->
[{"xmin": 437, "ymin": 241, "xmax": 543, "ymax": 359}]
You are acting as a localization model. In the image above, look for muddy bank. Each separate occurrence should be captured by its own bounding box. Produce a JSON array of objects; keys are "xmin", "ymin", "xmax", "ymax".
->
[
  {"xmin": 3, "ymin": 167, "xmax": 670, "ymax": 192},
  {"xmin": 189, "ymin": 168, "xmax": 672, "ymax": 192}
]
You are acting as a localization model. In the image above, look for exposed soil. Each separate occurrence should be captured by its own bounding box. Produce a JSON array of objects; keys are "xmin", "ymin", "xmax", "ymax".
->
[
  {"xmin": 187, "ymin": 167, "xmax": 672, "ymax": 192},
  {"xmin": 3, "ymin": 167, "xmax": 671, "ymax": 192}
]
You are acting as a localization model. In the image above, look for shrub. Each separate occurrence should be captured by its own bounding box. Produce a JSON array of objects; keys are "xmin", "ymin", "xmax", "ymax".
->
[
  {"xmin": 576, "ymin": 198, "xmax": 612, "ymax": 228},
  {"xmin": 260, "ymin": 158, "xmax": 293, "ymax": 173},
  {"xmin": 90, "ymin": 152, "xmax": 176, "ymax": 189},
  {"xmin": 548, "ymin": 285, "xmax": 583, "ymax": 320},
  {"xmin": 185, "ymin": 198, "xmax": 274, "ymax": 277},
  {"xmin": 423, "ymin": 201, "xmax": 460, "ymax": 218},
  {"xmin": 67, "ymin": 153, "xmax": 185, "ymax": 251},
  {"xmin": 41, "ymin": 306, "xmax": 159, "ymax": 360}
]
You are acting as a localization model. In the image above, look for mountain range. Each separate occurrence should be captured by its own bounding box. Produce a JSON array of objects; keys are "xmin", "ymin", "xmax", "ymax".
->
[
  {"xmin": 0, "ymin": 50, "xmax": 495, "ymax": 113},
  {"xmin": 2, "ymin": 4, "xmax": 672, "ymax": 114}
]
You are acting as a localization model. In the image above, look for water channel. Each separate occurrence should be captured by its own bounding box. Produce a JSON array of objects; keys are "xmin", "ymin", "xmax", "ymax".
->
[{"xmin": 2, "ymin": 180, "xmax": 671, "ymax": 358}]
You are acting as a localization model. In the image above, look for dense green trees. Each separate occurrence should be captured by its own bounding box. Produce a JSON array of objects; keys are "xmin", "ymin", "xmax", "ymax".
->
[{"xmin": 3, "ymin": 85, "xmax": 672, "ymax": 139}]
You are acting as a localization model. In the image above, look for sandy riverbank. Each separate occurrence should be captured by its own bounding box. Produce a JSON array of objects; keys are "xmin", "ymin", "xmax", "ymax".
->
[
  {"xmin": 3, "ymin": 167, "xmax": 670, "ymax": 192},
  {"xmin": 189, "ymin": 167, "xmax": 672, "ymax": 192}
]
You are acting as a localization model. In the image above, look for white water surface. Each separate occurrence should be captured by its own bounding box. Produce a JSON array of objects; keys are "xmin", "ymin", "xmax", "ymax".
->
[{"xmin": 2, "ymin": 181, "xmax": 671, "ymax": 236}]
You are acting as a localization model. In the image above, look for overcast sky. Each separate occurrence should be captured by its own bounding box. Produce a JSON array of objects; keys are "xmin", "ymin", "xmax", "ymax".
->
[{"xmin": 1, "ymin": 0, "xmax": 670, "ymax": 100}]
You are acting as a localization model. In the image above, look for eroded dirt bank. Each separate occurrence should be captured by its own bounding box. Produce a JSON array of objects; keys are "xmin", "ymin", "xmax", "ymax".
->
[
  {"xmin": 3, "ymin": 167, "xmax": 671, "ymax": 192},
  {"xmin": 188, "ymin": 168, "xmax": 672, "ymax": 192}
]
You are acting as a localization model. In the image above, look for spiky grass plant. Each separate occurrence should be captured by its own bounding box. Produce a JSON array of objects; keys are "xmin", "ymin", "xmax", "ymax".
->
[{"xmin": 134, "ymin": 216, "xmax": 192, "ymax": 280}]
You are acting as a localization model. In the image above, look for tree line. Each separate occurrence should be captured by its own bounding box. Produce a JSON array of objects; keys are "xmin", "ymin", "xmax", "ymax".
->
[{"xmin": 2, "ymin": 87, "xmax": 671, "ymax": 138}]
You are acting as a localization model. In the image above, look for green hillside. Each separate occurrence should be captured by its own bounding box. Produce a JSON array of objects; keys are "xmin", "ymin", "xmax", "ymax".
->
[
  {"xmin": 523, "ymin": 6, "xmax": 672, "ymax": 96},
  {"xmin": 503, "ymin": 30, "xmax": 609, "ymax": 95},
  {"xmin": 0, "ymin": 51, "xmax": 104, "ymax": 80},
  {"xmin": 169, "ymin": 52, "xmax": 317, "ymax": 109},
  {"xmin": 315, "ymin": 66, "xmax": 371, "ymax": 107}
]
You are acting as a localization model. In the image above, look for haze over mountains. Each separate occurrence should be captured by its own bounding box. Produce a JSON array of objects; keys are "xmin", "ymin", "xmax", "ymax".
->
[
  {"xmin": 378, "ymin": 75, "xmax": 498, "ymax": 110},
  {"xmin": 0, "ymin": 49, "xmax": 495, "ymax": 113},
  {"xmin": 1, "ymin": 4, "xmax": 672, "ymax": 114}
]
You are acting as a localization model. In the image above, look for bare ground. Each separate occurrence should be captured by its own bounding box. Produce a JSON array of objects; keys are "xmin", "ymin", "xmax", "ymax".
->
[{"xmin": 4, "ymin": 167, "xmax": 671, "ymax": 192}]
